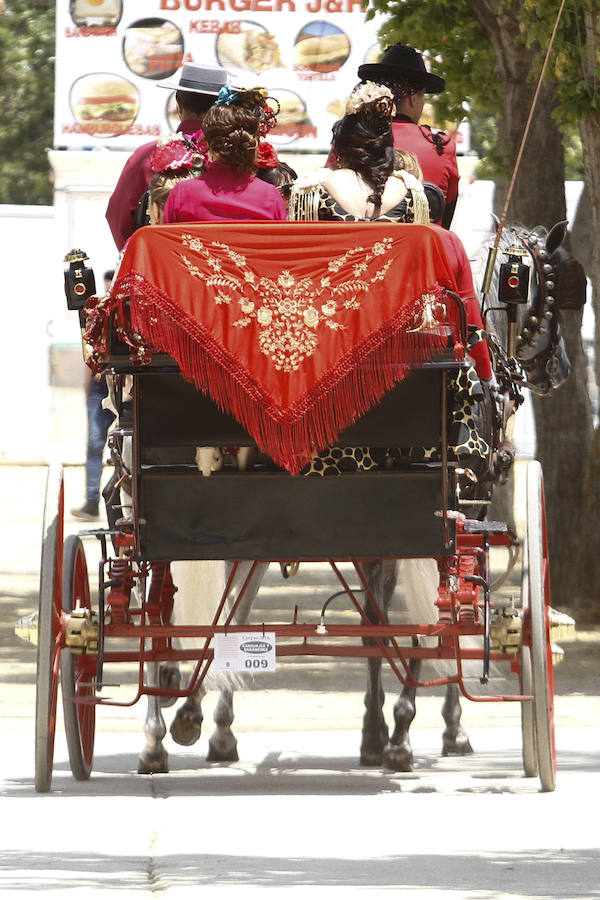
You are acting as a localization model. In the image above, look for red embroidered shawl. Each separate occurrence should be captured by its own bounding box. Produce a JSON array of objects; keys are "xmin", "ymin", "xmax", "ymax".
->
[{"xmin": 111, "ymin": 222, "xmax": 460, "ymax": 473}]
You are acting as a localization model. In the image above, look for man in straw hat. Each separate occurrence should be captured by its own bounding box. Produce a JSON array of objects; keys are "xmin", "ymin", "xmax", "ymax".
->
[
  {"xmin": 106, "ymin": 63, "xmax": 229, "ymax": 250},
  {"xmin": 357, "ymin": 43, "xmax": 459, "ymax": 228}
]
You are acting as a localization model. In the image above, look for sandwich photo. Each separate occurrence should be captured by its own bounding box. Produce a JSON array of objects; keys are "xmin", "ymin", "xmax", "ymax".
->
[
  {"xmin": 70, "ymin": 0, "xmax": 122, "ymax": 27},
  {"xmin": 294, "ymin": 23, "xmax": 350, "ymax": 72},
  {"xmin": 216, "ymin": 24, "xmax": 282, "ymax": 74},
  {"xmin": 123, "ymin": 18, "xmax": 184, "ymax": 80},
  {"xmin": 70, "ymin": 74, "xmax": 139, "ymax": 137}
]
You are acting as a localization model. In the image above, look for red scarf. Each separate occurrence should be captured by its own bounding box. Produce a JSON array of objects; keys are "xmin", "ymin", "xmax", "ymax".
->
[{"xmin": 111, "ymin": 222, "xmax": 460, "ymax": 473}]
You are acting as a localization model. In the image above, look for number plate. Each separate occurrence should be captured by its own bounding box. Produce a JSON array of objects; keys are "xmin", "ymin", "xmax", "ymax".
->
[{"xmin": 214, "ymin": 632, "xmax": 277, "ymax": 672}]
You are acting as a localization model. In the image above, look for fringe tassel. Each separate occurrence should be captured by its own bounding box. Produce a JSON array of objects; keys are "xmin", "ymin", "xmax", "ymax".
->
[
  {"xmin": 114, "ymin": 271, "xmax": 449, "ymax": 474},
  {"xmin": 288, "ymin": 183, "xmax": 321, "ymax": 222}
]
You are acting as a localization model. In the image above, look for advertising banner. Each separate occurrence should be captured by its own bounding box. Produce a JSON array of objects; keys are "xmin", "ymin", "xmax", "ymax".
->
[{"xmin": 54, "ymin": 0, "xmax": 386, "ymax": 152}]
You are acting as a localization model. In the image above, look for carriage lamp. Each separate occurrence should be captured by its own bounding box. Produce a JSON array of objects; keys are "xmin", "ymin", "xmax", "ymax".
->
[
  {"xmin": 499, "ymin": 245, "xmax": 529, "ymax": 357},
  {"xmin": 499, "ymin": 245, "xmax": 529, "ymax": 305},
  {"xmin": 64, "ymin": 249, "xmax": 97, "ymax": 316}
]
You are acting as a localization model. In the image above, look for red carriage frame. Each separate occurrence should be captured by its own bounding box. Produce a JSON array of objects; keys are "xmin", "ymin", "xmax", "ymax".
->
[{"xmin": 35, "ymin": 223, "xmax": 558, "ymax": 793}]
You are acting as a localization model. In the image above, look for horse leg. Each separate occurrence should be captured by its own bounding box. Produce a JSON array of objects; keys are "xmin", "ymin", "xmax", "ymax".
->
[
  {"xmin": 205, "ymin": 560, "xmax": 269, "ymax": 763},
  {"xmin": 206, "ymin": 688, "xmax": 238, "ymax": 762},
  {"xmin": 170, "ymin": 686, "xmax": 206, "ymax": 746},
  {"xmin": 360, "ymin": 656, "xmax": 388, "ymax": 766},
  {"xmin": 441, "ymin": 683, "xmax": 473, "ymax": 757},
  {"xmin": 382, "ymin": 652, "xmax": 421, "ymax": 772},
  {"xmin": 359, "ymin": 559, "xmax": 397, "ymax": 766},
  {"xmin": 159, "ymin": 661, "xmax": 181, "ymax": 707},
  {"xmin": 169, "ymin": 560, "xmax": 225, "ymax": 746},
  {"xmin": 158, "ymin": 565, "xmax": 180, "ymax": 707},
  {"xmin": 138, "ymin": 661, "xmax": 169, "ymax": 774}
]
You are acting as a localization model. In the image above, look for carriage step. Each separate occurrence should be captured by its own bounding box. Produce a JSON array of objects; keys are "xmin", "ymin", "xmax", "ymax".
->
[{"xmin": 462, "ymin": 520, "xmax": 512, "ymax": 535}]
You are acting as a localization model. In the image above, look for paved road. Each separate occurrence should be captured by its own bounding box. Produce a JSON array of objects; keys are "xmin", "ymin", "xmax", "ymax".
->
[{"xmin": 1, "ymin": 464, "xmax": 599, "ymax": 898}]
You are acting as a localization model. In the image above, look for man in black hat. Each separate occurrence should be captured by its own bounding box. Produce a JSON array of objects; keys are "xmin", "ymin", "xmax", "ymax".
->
[
  {"xmin": 106, "ymin": 63, "xmax": 229, "ymax": 250},
  {"xmin": 357, "ymin": 43, "xmax": 459, "ymax": 228}
]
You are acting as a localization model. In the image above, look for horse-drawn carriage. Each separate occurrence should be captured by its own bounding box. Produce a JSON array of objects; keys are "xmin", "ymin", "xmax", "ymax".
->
[{"xmin": 30, "ymin": 219, "xmax": 581, "ymax": 793}]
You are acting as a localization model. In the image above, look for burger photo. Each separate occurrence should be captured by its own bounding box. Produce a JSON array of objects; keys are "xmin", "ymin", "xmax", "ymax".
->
[{"xmin": 70, "ymin": 74, "xmax": 139, "ymax": 137}]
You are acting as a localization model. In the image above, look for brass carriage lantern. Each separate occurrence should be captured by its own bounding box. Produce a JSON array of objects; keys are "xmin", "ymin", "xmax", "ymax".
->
[{"xmin": 499, "ymin": 245, "xmax": 529, "ymax": 357}]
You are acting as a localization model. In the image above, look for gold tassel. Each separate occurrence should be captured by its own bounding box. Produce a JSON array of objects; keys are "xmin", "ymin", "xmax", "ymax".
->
[
  {"xmin": 289, "ymin": 183, "xmax": 321, "ymax": 222},
  {"xmin": 411, "ymin": 188, "xmax": 431, "ymax": 225}
]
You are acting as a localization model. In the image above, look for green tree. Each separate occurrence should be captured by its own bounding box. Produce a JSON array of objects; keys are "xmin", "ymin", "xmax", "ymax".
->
[
  {"xmin": 365, "ymin": 0, "xmax": 597, "ymax": 617},
  {"xmin": 0, "ymin": 1, "xmax": 55, "ymax": 204}
]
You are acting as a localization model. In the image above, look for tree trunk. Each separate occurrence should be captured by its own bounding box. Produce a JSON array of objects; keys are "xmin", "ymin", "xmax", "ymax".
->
[
  {"xmin": 532, "ymin": 311, "xmax": 594, "ymax": 612},
  {"xmin": 574, "ymin": 110, "xmax": 600, "ymax": 620},
  {"xmin": 467, "ymin": 0, "xmax": 596, "ymax": 613}
]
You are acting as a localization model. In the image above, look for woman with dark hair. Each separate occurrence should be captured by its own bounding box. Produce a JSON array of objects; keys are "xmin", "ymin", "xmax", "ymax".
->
[
  {"xmin": 163, "ymin": 87, "xmax": 287, "ymax": 224},
  {"xmin": 290, "ymin": 82, "xmax": 429, "ymax": 224}
]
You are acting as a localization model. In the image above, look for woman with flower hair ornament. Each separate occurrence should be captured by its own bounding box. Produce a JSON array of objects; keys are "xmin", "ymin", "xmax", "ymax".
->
[
  {"xmin": 146, "ymin": 132, "xmax": 206, "ymax": 225},
  {"xmin": 163, "ymin": 86, "xmax": 287, "ymax": 225},
  {"xmin": 357, "ymin": 43, "xmax": 459, "ymax": 228},
  {"xmin": 290, "ymin": 82, "xmax": 430, "ymax": 226}
]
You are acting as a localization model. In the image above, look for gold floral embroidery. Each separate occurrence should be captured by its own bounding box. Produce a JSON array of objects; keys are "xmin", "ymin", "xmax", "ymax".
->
[{"xmin": 179, "ymin": 234, "xmax": 395, "ymax": 372}]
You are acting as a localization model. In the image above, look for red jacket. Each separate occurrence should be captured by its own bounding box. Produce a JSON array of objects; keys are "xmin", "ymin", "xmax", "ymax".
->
[
  {"xmin": 106, "ymin": 119, "xmax": 203, "ymax": 251},
  {"xmin": 391, "ymin": 119, "xmax": 459, "ymax": 208},
  {"xmin": 433, "ymin": 225, "xmax": 492, "ymax": 379}
]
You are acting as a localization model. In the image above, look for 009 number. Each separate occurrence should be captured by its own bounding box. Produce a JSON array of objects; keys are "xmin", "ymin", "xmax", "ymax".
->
[{"xmin": 245, "ymin": 658, "xmax": 269, "ymax": 669}]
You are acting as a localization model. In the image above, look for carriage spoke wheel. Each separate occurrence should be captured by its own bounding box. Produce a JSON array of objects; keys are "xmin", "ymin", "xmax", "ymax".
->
[
  {"xmin": 519, "ymin": 535, "xmax": 538, "ymax": 778},
  {"xmin": 526, "ymin": 460, "xmax": 556, "ymax": 792},
  {"xmin": 61, "ymin": 534, "xmax": 96, "ymax": 780},
  {"xmin": 35, "ymin": 464, "xmax": 64, "ymax": 793}
]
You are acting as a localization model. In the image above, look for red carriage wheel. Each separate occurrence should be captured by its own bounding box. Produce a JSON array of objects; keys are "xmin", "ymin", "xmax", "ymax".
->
[
  {"xmin": 61, "ymin": 534, "xmax": 96, "ymax": 780},
  {"xmin": 519, "ymin": 535, "xmax": 538, "ymax": 778},
  {"xmin": 526, "ymin": 460, "xmax": 556, "ymax": 792},
  {"xmin": 35, "ymin": 464, "xmax": 64, "ymax": 793}
]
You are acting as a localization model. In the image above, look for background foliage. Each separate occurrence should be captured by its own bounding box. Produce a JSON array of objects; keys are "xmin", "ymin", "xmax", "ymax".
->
[{"xmin": 0, "ymin": 1, "xmax": 55, "ymax": 205}]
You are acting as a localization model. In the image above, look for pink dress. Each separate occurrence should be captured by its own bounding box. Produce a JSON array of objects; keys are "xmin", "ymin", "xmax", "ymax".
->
[{"xmin": 163, "ymin": 161, "xmax": 287, "ymax": 223}]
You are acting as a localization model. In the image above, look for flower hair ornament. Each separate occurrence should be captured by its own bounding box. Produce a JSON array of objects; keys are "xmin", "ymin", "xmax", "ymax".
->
[
  {"xmin": 150, "ymin": 132, "xmax": 206, "ymax": 174},
  {"xmin": 256, "ymin": 140, "xmax": 279, "ymax": 169},
  {"xmin": 215, "ymin": 84, "xmax": 280, "ymax": 135},
  {"xmin": 345, "ymin": 81, "xmax": 396, "ymax": 119}
]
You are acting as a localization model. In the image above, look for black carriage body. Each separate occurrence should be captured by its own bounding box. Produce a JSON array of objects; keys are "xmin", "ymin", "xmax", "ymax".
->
[{"xmin": 129, "ymin": 365, "xmax": 458, "ymax": 561}]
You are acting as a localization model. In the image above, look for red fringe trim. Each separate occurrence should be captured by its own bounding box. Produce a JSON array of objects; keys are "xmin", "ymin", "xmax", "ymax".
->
[{"xmin": 112, "ymin": 271, "xmax": 449, "ymax": 474}]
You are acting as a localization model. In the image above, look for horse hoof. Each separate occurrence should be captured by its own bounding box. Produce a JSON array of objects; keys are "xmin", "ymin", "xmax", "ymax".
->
[
  {"xmin": 170, "ymin": 709, "xmax": 203, "ymax": 746},
  {"xmin": 137, "ymin": 748, "xmax": 169, "ymax": 774},
  {"xmin": 207, "ymin": 736, "xmax": 239, "ymax": 763},
  {"xmin": 442, "ymin": 730, "xmax": 474, "ymax": 757},
  {"xmin": 359, "ymin": 747, "xmax": 383, "ymax": 767},
  {"xmin": 382, "ymin": 742, "xmax": 414, "ymax": 772},
  {"xmin": 159, "ymin": 662, "xmax": 181, "ymax": 708}
]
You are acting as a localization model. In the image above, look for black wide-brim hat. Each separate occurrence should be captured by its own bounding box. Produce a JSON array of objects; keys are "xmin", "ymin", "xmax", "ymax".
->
[
  {"xmin": 157, "ymin": 63, "xmax": 229, "ymax": 96},
  {"xmin": 358, "ymin": 43, "xmax": 446, "ymax": 95}
]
